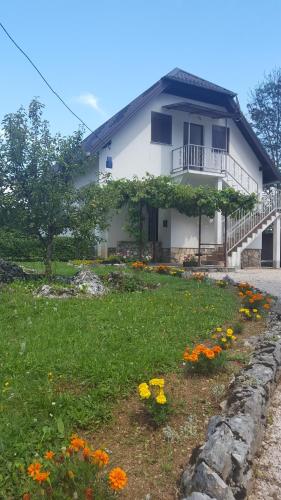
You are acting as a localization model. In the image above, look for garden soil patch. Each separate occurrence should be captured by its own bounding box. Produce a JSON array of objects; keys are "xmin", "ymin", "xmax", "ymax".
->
[{"xmin": 83, "ymin": 320, "xmax": 265, "ymax": 500}]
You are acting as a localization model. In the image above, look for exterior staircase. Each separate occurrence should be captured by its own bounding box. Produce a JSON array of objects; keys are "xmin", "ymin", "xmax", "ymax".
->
[{"xmin": 226, "ymin": 190, "xmax": 281, "ymax": 267}]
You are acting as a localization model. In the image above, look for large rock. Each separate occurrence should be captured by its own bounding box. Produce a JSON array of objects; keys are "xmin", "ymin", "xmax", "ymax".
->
[
  {"xmin": 0, "ymin": 259, "xmax": 26, "ymax": 282},
  {"xmin": 72, "ymin": 270, "xmax": 107, "ymax": 296}
]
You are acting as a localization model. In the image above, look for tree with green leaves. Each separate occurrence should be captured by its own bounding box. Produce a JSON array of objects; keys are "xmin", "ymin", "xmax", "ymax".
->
[
  {"xmin": 0, "ymin": 99, "xmax": 111, "ymax": 275},
  {"xmin": 248, "ymin": 68, "xmax": 281, "ymax": 170}
]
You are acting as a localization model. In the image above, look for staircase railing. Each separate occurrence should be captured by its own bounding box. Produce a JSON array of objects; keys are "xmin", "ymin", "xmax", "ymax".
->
[
  {"xmin": 171, "ymin": 144, "xmax": 258, "ymax": 194},
  {"xmin": 226, "ymin": 190, "xmax": 281, "ymax": 252}
]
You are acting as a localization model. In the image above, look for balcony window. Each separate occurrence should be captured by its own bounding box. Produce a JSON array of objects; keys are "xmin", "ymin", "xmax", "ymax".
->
[
  {"xmin": 212, "ymin": 125, "xmax": 230, "ymax": 151},
  {"xmin": 151, "ymin": 112, "xmax": 172, "ymax": 145}
]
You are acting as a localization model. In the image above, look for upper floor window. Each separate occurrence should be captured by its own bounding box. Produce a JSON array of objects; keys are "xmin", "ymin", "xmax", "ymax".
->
[
  {"xmin": 212, "ymin": 125, "xmax": 230, "ymax": 152},
  {"xmin": 151, "ymin": 112, "xmax": 172, "ymax": 145}
]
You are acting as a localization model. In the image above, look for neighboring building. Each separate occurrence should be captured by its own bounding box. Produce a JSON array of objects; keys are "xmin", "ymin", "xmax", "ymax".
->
[{"xmin": 81, "ymin": 68, "xmax": 281, "ymax": 268}]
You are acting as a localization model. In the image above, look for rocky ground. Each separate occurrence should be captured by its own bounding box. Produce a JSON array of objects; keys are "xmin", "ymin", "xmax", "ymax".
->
[
  {"xmin": 248, "ymin": 386, "xmax": 281, "ymax": 500},
  {"xmin": 210, "ymin": 268, "xmax": 281, "ymax": 500}
]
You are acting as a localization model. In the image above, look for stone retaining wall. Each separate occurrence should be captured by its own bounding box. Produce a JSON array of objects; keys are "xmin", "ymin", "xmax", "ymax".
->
[
  {"xmin": 181, "ymin": 303, "xmax": 281, "ymax": 500},
  {"xmin": 241, "ymin": 249, "xmax": 261, "ymax": 268}
]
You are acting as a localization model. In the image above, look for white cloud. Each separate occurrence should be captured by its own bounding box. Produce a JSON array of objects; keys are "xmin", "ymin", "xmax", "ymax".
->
[{"xmin": 75, "ymin": 92, "xmax": 106, "ymax": 116}]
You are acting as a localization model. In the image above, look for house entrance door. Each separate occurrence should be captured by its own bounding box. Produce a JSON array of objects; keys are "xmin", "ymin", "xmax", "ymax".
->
[{"xmin": 183, "ymin": 123, "xmax": 204, "ymax": 169}]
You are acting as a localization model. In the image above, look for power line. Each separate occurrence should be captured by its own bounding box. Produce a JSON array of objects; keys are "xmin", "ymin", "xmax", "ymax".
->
[{"xmin": 0, "ymin": 21, "xmax": 95, "ymax": 134}]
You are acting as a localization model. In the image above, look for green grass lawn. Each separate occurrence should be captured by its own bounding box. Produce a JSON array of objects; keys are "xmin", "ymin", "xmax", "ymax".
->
[{"xmin": 0, "ymin": 262, "xmax": 239, "ymax": 496}]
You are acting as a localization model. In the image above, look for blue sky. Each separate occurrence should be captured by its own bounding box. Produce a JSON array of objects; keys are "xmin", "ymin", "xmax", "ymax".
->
[{"xmin": 1, "ymin": 0, "xmax": 280, "ymax": 137}]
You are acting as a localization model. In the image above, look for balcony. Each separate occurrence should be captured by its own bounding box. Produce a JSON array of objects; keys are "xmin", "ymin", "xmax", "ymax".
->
[{"xmin": 171, "ymin": 144, "xmax": 258, "ymax": 194}]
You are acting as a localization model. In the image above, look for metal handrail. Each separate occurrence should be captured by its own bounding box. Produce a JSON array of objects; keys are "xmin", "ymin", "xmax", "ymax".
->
[
  {"xmin": 171, "ymin": 144, "xmax": 258, "ymax": 194},
  {"xmin": 226, "ymin": 189, "xmax": 281, "ymax": 252}
]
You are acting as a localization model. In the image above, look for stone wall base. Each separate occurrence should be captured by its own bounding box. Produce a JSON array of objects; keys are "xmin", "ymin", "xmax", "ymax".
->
[{"xmin": 241, "ymin": 249, "xmax": 261, "ymax": 268}]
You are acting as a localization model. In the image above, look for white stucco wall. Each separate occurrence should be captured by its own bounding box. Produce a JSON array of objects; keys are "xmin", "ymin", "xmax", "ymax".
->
[
  {"xmin": 83, "ymin": 91, "xmax": 265, "ymax": 252},
  {"xmin": 97, "ymin": 92, "xmax": 263, "ymax": 194}
]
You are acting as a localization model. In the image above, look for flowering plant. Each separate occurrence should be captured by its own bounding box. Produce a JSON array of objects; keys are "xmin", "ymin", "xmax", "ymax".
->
[
  {"xmin": 183, "ymin": 255, "xmax": 197, "ymax": 268},
  {"xmin": 23, "ymin": 434, "xmax": 127, "ymax": 499},
  {"xmin": 211, "ymin": 327, "xmax": 237, "ymax": 349},
  {"xmin": 192, "ymin": 272, "xmax": 207, "ymax": 282},
  {"xmin": 237, "ymin": 282, "xmax": 272, "ymax": 319},
  {"xmin": 131, "ymin": 261, "xmax": 147, "ymax": 270},
  {"xmin": 183, "ymin": 343, "xmax": 225, "ymax": 373},
  {"xmin": 215, "ymin": 279, "xmax": 228, "ymax": 288},
  {"xmin": 138, "ymin": 378, "xmax": 170, "ymax": 426},
  {"xmin": 154, "ymin": 265, "xmax": 170, "ymax": 274}
]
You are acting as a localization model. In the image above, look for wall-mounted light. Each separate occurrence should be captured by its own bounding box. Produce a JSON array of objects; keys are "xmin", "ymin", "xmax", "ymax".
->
[
  {"xmin": 163, "ymin": 219, "xmax": 168, "ymax": 228},
  {"xmin": 106, "ymin": 156, "xmax": 113, "ymax": 169}
]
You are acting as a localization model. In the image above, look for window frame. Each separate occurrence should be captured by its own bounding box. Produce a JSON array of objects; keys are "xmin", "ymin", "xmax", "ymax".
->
[
  {"xmin": 151, "ymin": 111, "xmax": 172, "ymax": 145},
  {"xmin": 212, "ymin": 125, "xmax": 230, "ymax": 152}
]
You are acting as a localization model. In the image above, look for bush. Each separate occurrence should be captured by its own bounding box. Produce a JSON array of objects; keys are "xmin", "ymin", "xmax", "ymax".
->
[{"xmin": 0, "ymin": 230, "xmax": 96, "ymax": 261}]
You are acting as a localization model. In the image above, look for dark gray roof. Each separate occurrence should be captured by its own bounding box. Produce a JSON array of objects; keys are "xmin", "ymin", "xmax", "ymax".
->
[
  {"xmin": 164, "ymin": 68, "xmax": 236, "ymax": 96},
  {"xmin": 83, "ymin": 67, "xmax": 280, "ymax": 183}
]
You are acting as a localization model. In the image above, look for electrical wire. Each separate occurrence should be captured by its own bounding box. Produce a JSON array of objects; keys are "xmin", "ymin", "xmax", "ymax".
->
[{"xmin": 0, "ymin": 21, "xmax": 96, "ymax": 134}]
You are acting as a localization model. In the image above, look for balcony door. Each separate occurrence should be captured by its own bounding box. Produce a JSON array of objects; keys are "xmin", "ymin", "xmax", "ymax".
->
[{"xmin": 183, "ymin": 122, "xmax": 204, "ymax": 169}]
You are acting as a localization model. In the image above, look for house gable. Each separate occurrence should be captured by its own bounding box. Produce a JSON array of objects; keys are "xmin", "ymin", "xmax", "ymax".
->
[{"xmin": 83, "ymin": 68, "xmax": 280, "ymax": 184}]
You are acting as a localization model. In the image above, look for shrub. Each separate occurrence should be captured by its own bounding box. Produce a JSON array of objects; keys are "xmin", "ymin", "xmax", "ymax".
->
[
  {"xmin": 0, "ymin": 230, "xmax": 96, "ymax": 261},
  {"xmin": 183, "ymin": 344, "xmax": 226, "ymax": 374},
  {"xmin": 183, "ymin": 255, "xmax": 197, "ymax": 268},
  {"xmin": 24, "ymin": 434, "xmax": 127, "ymax": 498},
  {"xmin": 138, "ymin": 378, "xmax": 171, "ymax": 426}
]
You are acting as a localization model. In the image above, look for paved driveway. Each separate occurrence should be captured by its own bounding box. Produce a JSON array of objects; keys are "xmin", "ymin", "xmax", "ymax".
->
[{"xmin": 209, "ymin": 269, "xmax": 281, "ymax": 298}]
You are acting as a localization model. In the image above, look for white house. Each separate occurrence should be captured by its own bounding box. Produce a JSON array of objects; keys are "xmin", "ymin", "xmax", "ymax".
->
[{"xmin": 81, "ymin": 68, "xmax": 281, "ymax": 268}]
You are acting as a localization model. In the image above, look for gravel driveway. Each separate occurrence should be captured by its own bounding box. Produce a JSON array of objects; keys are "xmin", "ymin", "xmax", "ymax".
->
[
  {"xmin": 210, "ymin": 268, "xmax": 281, "ymax": 499},
  {"xmin": 209, "ymin": 268, "xmax": 281, "ymax": 298}
]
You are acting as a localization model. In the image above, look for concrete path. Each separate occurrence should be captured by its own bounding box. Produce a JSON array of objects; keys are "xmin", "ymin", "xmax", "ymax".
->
[
  {"xmin": 209, "ymin": 268, "xmax": 281, "ymax": 499},
  {"xmin": 209, "ymin": 268, "xmax": 281, "ymax": 298}
]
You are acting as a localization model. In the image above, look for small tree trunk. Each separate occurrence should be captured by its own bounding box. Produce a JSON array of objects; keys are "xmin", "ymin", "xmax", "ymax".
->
[
  {"xmin": 198, "ymin": 208, "xmax": 202, "ymax": 266},
  {"xmin": 224, "ymin": 214, "xmax": 228, "ymax": 268},
  {"xmin": 44, "ymin": 236, "xmax": 54, "ymax": 277}
]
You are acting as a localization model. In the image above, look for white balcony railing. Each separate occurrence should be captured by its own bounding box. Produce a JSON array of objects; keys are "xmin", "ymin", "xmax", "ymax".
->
[{"xmin": 171, "ymin": 144, "xmax": 258, "ymax": 194}]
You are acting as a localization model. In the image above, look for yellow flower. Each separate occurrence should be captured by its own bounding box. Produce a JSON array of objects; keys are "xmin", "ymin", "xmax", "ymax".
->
[
  {"xmin": 226, "ymin": 328, "xmax": 233, "ymax": 336},
  {"xmin": 253, "ymin": 309, "xmax": 258, "ymax": 313},
  {"xmin": 221, "ymin": 337, "xmax": 227, "ymax": 342},
  {"xmin": 232, "ymin": 335, "xmax": 237, "ymax": 341},
  {"xmin": 216, "ymin": 327, "xmax": 222, "ymax": 332},
  {"xmin": 149, "ymin": 378, "xmax": 164, "ymax": 388},
  {"xmin": 256, "ymin": 314, "xmax": 261, "ymax": 320},
  {"xmin": 138, "ymin": 383, "xmax": 151, "ymax": 399},
  {"xmin": 156, "ymin": 389, "xmax": 167, "ymax": 404}
]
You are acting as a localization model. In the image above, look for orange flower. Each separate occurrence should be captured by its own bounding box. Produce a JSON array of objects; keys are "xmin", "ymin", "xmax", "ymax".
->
[
  {"xmin": 44, "ymin": 450, "xmax": 55, "ymax": 460},
  {"xmin": 194, "ymin": 344, "xmax": 206, "ymax": 353},
  {"xmin": 23, "ymin": 494, "xmax": 31, "ymax": 500},
  {"xmin": 70, "ymin": 435, "xmax": 86, "ymax": 451},
  {"xmin": 189, "ymin": 353, "xmax": 199, "ymax": 362},
  {"xmin": 109, "ymin": 467, "xmax": 128, "ymax": 491},
  {"xmin": 92, "ymin": 449, "xmax": 109, "ymax": 467},
  {"xmin": 263, "ymin": 303, "xmax": 270, "ymax": 309},
  {"xmin": 27, "ymin": 462, "xmax": 41, "ymax": 478},
  {"xmin": 204, "ymin": 349, "xmax": 215, "ymax": 359},
  {"xmin": 34, "ymin": 471, "xmax": 50, "ymax": 483},
  {"xmin": 83, "ymin": 447, "xmax": 92, "ymax": 459},
  {"xmin": 85, "ymin": 488, "xmax": 94, "ymax": 499},
  {"xmin": 246, "ymin": 290, "xmax": 253, "ymax": 296},
  {"xmin": 212, "ymin": 345, "xmax": 222, "ymax": 354},
  {"xmin": 239, "ymin": 292, "xmax": 244, "ymax": 297}
]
